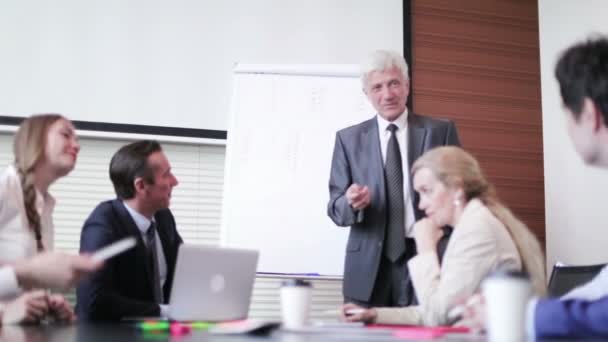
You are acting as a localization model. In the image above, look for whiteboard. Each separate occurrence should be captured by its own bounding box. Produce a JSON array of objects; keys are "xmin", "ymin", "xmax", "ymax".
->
[{"xmin": 221, "ymin": 64, "xmax": 375, "ymax": 276}]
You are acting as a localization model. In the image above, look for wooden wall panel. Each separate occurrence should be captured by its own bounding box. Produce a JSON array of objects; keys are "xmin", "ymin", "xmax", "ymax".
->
[{"xmin": 411, "ymin": 0, "xmax": 545, "ymax": 245}]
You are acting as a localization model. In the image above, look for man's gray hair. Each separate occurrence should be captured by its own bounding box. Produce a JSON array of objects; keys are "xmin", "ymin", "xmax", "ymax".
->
[{"xmin": 360, "ymin": 50, "xmax": 409, "ymax": 88}]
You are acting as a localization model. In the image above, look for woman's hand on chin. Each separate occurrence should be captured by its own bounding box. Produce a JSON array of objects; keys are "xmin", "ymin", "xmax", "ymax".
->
[{"xmin": 413, "ymin": 218, "xmax": 443, "ymax": 254}]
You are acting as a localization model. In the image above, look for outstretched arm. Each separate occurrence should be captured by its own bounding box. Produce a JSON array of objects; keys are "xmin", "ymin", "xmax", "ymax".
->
[{"xmin": 534, "ymin": 296, "xmax": 608, "ymax": 338}]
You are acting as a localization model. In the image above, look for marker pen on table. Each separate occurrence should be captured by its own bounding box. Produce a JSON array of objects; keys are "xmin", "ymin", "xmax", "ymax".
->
[{"xmin": 139, "ymin": 321, "xmax": 170, "ymax": 331}]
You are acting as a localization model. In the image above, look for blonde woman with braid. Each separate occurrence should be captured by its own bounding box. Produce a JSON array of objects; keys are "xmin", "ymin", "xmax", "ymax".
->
[
  {"xmin": 341, "ymin": 146, "xmax": 545, "ymax": 326},
  {"xmin": 0, "ymin": 114, "xmax": 81, "ymax": 324}
]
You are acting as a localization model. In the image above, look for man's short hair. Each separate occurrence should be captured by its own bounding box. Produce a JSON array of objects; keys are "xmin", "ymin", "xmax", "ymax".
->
[
  {"xmin": 555, "ymin": 36, "xmax": 608, "ymax": 126},
  {"xmin": 360, "ymin": 50, "xmax": 410, "ymax": 88},
  {"xmin": 109, "ymin": 140, "xmax": 162, "ymax": 199}
]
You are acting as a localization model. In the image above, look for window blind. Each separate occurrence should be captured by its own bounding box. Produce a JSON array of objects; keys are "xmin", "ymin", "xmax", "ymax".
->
[
  {"xmin": 0, "ymin": 132, "xmax": 343, "ymax": 319},
  {"xmin": 0, "ymin": 134, "xmax": 225, "ymax": 253}
]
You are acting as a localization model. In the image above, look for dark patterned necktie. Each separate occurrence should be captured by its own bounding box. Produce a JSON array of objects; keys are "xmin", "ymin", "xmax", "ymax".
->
[
  {"xmin": 384, "ymin": 124, "xmax": 406, "ymax": 262},
  {"xmin": 146, "ymin": 222, "xmax": 163, "ymax": 303}
]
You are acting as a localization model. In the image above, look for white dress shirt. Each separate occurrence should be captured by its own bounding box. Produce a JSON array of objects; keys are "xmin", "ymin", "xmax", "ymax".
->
[
  {"xmin": 121, "ymin": 202, "xmax": 169, "ymax": 316},
  {"xmin": 0, "ymin": 165, "xmax": 55, "ymax": 262},
  {"xmin": 376, "ymin": 112, "xmax": 416, "ymax": 237}
]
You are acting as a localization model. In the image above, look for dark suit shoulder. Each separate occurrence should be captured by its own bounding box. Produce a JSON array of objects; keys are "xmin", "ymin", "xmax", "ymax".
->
[
  {"xmin": 87, "ymin": 199, "xmax": 118, "ymax": 216},
  {"xmin": 336, "ymin": 117, "xmax": 376, "ymax": 138},
  {"xmin": 80, "ymin": 200, "xmax": 125, "ymax": 253},
  {"xmin": 409, "ymin": 112, "xmax": 461, "ymax": 147},
  {"xmin": 409, "ymin": 112, "xmax": 455, "ymax": 128},
  {"xmin": 82, "ymin": 199, "xmax": 133, "ymax": 236},
  {"xmin": 83, "ymin": 199, "xmax": 122, "ymax": 225}
]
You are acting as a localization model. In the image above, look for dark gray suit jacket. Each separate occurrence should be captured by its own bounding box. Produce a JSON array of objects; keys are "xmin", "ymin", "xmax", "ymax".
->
[{"xmin": 327, "ymin": 113, "xmax": 461, "ymax": 303}]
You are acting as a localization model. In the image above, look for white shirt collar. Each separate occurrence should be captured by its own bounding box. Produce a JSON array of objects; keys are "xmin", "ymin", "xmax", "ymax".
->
[
  {"xmin": 122, "ymin": 201, "xmax": 153, "ymax": 234},
  {"xmin": 376, "ymin": 109, "xmax": 408, "ymax": 133}
]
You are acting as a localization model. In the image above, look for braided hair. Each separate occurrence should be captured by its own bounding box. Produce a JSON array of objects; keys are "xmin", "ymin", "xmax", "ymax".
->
[{"xmin": 13, "ymin": 114, "xmax": 64, "ymax": 252}]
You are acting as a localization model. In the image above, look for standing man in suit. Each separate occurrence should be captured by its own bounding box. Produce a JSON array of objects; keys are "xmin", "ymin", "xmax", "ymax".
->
[
  {"xmin": 77, "ymin": 140, "xmax": 182, "ymax": 321},
  {"xmin": 327, "ymin": 50, "xmax": 461, "ymax": 307}
]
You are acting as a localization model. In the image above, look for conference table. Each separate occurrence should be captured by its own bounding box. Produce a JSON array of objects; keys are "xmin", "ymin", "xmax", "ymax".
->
[{"xmin": 0, "ymin": 323, "xmax": 604, "ymax": 342}]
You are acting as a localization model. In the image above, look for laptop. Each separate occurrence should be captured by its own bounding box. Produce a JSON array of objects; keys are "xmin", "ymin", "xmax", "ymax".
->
[{"xmin": 166, "ymin": 244, "xmax": 259, "ymax": 322}]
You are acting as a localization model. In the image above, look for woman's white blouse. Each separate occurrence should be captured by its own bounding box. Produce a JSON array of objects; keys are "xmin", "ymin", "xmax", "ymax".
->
[{"xmin": 0, "ymin": 165, "xmax": 55, "ymax": 262}]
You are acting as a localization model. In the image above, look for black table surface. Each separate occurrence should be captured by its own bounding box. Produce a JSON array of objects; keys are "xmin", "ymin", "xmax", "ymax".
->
[
  {"xmin": 0, "ymin": 323, "xmax": 480, "ymax": 342},
  {"xmin": 0, "ymin": 323, "xmax": 604, "ymax": 342}
]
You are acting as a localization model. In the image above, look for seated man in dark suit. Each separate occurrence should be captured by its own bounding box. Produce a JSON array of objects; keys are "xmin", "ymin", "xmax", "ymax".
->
[
  {"xmin": 462, "ymin": 36, "xmax": 608, "ymax": 338},
  {"xmin": 76, "ymin": 140, "xmax": 182, "ymax": 321},
  {"xmin": 529, "ymin": 36, "xmax": 608, "ymax": 338}
]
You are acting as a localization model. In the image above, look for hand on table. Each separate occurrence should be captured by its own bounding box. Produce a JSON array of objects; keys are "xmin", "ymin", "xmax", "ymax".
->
[
  {"xmin": 48, "ymin": 294, "xmax": 75, "ymax": 323},
  {"xmin": 340, "ymin": 303, "xmax": 377, "ymax": 323},
  {"xmin": 2, "ymin": 290, "xmax": 49, "ymax": 325}
]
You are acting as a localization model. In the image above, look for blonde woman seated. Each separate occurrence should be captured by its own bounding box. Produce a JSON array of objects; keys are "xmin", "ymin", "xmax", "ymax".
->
[
  {"xmin": 342, "ymin": 146, "xmax": 545, "ymax": 326},
  {"xmin": 0, "ymin": 114, "xmax": 81, "ymax": 324}
]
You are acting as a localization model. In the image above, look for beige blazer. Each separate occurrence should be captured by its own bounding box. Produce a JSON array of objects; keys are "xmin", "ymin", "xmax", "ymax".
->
[{"xmin": 375, "ymin": 198, "xmax": 522, "ymax": 326}]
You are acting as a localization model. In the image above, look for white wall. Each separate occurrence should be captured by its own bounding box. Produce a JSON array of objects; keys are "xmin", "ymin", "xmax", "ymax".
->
[
  {"xmin": 539, "ymin": 0, "xmax": 608, "ymax": 269},
  {"xmin": 0, "ymin": 0, "xmax": 403, "ymax": 130}
]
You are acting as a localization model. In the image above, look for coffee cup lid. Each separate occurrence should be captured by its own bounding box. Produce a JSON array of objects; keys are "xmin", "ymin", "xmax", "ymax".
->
[{"xmin": 281, "ymin": 279, "xmax": 312, "ymax": 287}]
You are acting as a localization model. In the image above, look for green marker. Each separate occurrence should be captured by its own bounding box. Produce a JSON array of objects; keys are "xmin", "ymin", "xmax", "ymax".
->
[
  {"xmin": 139, "ymin": 321, "xmax": 171, "ymax": 330},
  {"xmin": 189, "ymin": 321, "xmax": 213, "ymax": 329}
]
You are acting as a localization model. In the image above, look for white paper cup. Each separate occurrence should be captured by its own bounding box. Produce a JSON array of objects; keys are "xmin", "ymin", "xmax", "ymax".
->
[
  {"xmin": 482, "ymin": 271, "xmax": 532, "ymax": 342},
  {"xmin": 280, "ymin": 279, "xmax": 312, "ymax": 330}
]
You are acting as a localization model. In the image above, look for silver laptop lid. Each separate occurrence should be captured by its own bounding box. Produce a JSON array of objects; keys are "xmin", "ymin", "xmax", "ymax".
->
[{"xmin": 169, "ymin": 244, "xmax": 259, "ymax": 322}]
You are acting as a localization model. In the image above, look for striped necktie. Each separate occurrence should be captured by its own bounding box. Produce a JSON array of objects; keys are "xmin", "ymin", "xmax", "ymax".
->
[{"xmin": 384, "ymin": 124, "xmax": 406, "ymax": 262}]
